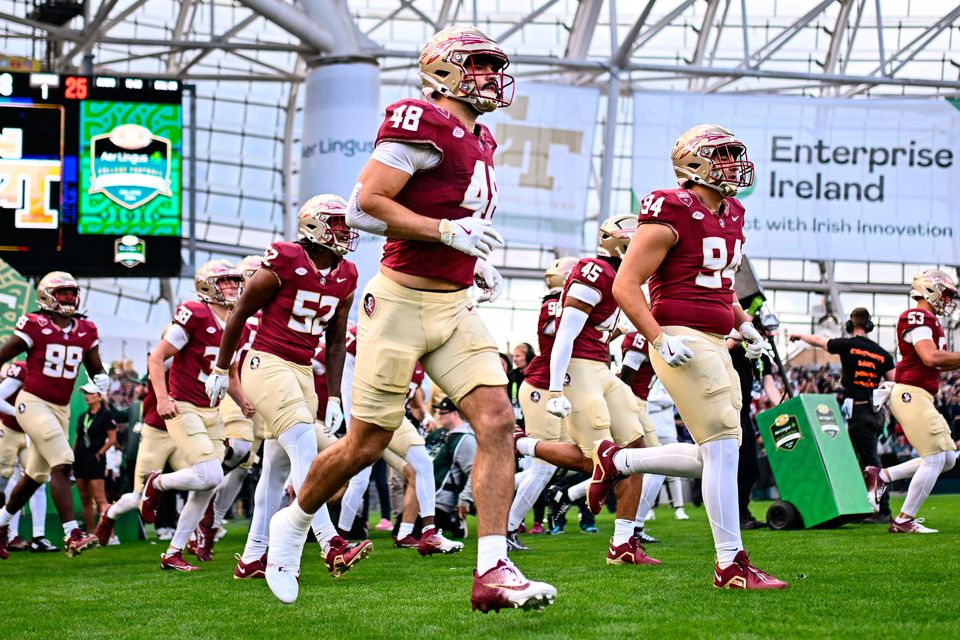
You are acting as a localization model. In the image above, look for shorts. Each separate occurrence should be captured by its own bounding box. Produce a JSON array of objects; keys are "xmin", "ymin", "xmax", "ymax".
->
[
  {"xmin": 649, "ymin": 327, "xmax": 742, "ymax": 445},
  {"xmin": 164, "ymin": 401, "xmax": 226, "ymax": 467},
  {"xmin": 518, "ymin": 380, "xmax": 570, "ymax": 442},
  {"xmin": 133, "ymin": 424, "xmax": 189, "ymax": 493},
  {"xmin": 352, "ymin": 271, "xmax": 507, "ymax": 429},
  {"xmin": 16, "ymin": 391, "xmax": 72, "ymax": 484},
  {"xmin": 890, "ymin": 383, "xmax": 958, "ymax": 456},
  {"xmin": 242, "ymin": 349, "xmax": 317, "ymax": 439},
  {"xmin": 72, "ymin": 450, "xmax": 106, "ymax": 480},
  {"xmin": 565, "ymin": 359, "xmax": 645, "ymax": 454},
  {"xmin": 0, "ymin": 427, "xmax": 27, "ymax": 479}
]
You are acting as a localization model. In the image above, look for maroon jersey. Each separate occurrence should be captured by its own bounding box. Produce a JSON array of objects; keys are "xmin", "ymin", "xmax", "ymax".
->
[
  {"xmin": 253, "ymin": 241, "xmax": 358, "ymax": 366},
  {"xmin": 141, "ymin": 375, "xmax": 164, "ymax": 430},
  {"xmin": 0, "ymin": 361, "xmax": 26, "ymax": 432},
  {"xmin": 639, "ymin": 188, "xmax": 746, "ymax": 336},
  {"xmin": 13, "ymin": 313, "xmax": 99, "ymax": 406},
  {"xmin": 621, "ymin": 333, "xmax": 655, "ymax": 401},
  {"xmin": 345, "ymin": 324, "xmax": 358, "ymax": 357},
  {"xmin": 377, "ymin": 98, "xmax": 498, "ymax": 287},
  {"xmin": 894, "ymin": 308, "xmax": 946, "ymax": 395},
  {"xmin": 523, "ymin": 292, "xmax": 563, "ymax": 390},
  {"xmin": 312, "ymin": 343, "xmax": 329, "ymax": 420},
  {"xmin": 562, "ymin": 257, "xmax": 621, "ymax": 363},
  {"xmin": 166, "ymin": 301, "xmax": 226, "ymax": 407}
]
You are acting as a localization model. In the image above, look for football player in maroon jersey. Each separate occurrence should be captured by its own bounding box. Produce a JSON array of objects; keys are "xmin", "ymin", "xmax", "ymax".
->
[
  {"xmin": 863, "ymin": 269, "xmax": 960, "ymax": 533},
  {"xmin": 207, "ymin": 195, "xmax": 371, "ymax": 582},
  {"xmin": 505, "ymin": 257, "xmax": 576, "ymax": 550},
  {"xmin": 0, "ymin": 272, "xmax": 108, "ymax": 559},
  {"xmin": 0, "ymin": 361, "xmax": 57, "ymax": 552},
  {"xmin": 513, "ymin": 215, "xmax": 660, "ymax": 567},
  {"xmin": 263, "ymin": 25, "xmax": 554, "ymax": 611},
  {"xmin": 592, "ymin": 124, "xmax": 787, "ymax": 589},
  {"xmin": 135, "ymin": 260, "xmax": 244, "ymax": 571}
]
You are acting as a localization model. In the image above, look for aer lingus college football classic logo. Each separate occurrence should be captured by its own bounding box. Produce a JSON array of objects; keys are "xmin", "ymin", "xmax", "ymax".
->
[{"xmin": 89, "ymin": 123, "xmax": 172, "ymax": 209}]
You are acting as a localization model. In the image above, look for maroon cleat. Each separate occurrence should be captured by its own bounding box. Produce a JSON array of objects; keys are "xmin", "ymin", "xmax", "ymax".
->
[
  {"xmin": 863, "ymin": 466, "xmax": 888, "ymax": 514},
  {"xmin": 418, "ymin": 528, "xmax": 464, "ymax": 556},
  {"xmin": 587, "ymin": 440, "xmax": 623, "ymax": 515},
  {"xmin": 393, "ymin": 534, "xmax": 419, "ymax": 549},
  {"xmin": 233, "ymin": 552, "xmax": 267, "ymax": 579},
  {"xmin": 471, "ymin": 559, "xmax": 557, "ymax": 613},
  {"xmin": 64, "ymin": 528, "xmax": 98, "ymax": 558},
  {"xmin": 888, "ymin": 517, "xmax": 937, "ymax": 534},
  {"xmin": 191, "ymin": 525, "xmax": 215, "ymax": 562},
  {"xmin": 0, "ymin": 525, "xmax": 8, "ymax": 560},
  {"xmin": 95, "ymin": 511, "xmax": 116, "ymax": 547},
  {"xmin": 325, "ymin": 535, "xmax": 373, "ymax": 578},
  {"xmin": 8, "ymin": 536, "xmax": 30, "ymax": 551},
  {"xmin": 139, "ymin": 471, "xmax": 163, "ymax": 524},
  {"xmin": 713, "ymin": 550, "xmax": 788, "ymax": 589},
  {"xmin": 606, "ymin": 537, "xmax": 661, "ymax": 566},
  {"xmin": 161, "ymin": 550, "xmax": 200, "ymax": 572}
]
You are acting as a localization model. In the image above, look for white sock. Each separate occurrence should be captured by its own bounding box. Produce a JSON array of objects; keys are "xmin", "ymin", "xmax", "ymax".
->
[
  {"xmin": 700, "ymin": 438, "xmax": 742, "ymax": 569},
  {"xmin": 170, "ymin": 488, "xmax": 214, "ymax": 551},
  {"xmin": 882, "ymin": 456, "xmax": 923, "ymax": 483},
  {"xmin": 635, "ymin": 474, "xmax": 666, "ymax": 528},
  {"xmin": 213, "ymin": 466, "xmax": 249, "ymax": 528},
  {"xmin": 158, "ymin": 459, "xmax": 223, "ymax": 492},
  {"xmin": 613, "ymin": 518, "xmax": 634, "ymax": 545},
  {"xmin": 311, "ymin": 505, "xmax": 337, "ymax": 549},
  {"xmin": 898, "ymin": 452, "xmax": 946, "ymax": 519},
  {"xmin": 287, "ymin": 500, "xmax": 314, "ymax": 532},
  {"xmin": 398, "ymin": 522, "xmax": 414, "ymax": 539},
  {"xmin": 508, "ymin": 460, "xmax": 556, "ymax": 531},
  {"xmin": 338, "ymin": 465, "xmax": 372, "ymax": 531},
  {"xmin": 406, "ymin": 446, "xmax": 436, "ymax": 519},
  {"xmin": 516, "ymin": 437, "xmax": 539, "ymax": 458},
  {"xmin": 567, "ymin": 479, "xmax": 589, "ymax": 502},
  {"xmin": 30, "ymin": 488, "xmax": 46, "ymax": 538},
  {"xmin": 0, "ymin": 506, "xmax": 13, "ymax": 527},
  {"xmin": 242, "ymin": 439, "xmax": 288, "ymax": 563},
  {"xmin": 107, "ymin": 491, "xmax": 141, "ymax": 520},
  {"xmin": 62, "ymin": 519, "xmax": 78, "ymax": 537},
  {"xmin": 613, "ymin": 443, "xmax": 703, "ymax": 478},
  {"xmin": 477, "ymin": 535, "xmax": 507, "ymax": 574}
]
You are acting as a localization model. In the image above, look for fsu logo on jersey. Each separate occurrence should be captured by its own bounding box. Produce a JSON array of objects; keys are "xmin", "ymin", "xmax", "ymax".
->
[{"xmin": 363, "ymin": 293, "xmax": 377, "ymax": 318}]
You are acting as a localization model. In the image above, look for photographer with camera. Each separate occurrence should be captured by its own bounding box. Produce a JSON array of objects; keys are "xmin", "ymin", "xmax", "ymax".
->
[{"xmin": 789, "ymin": 308, "xmax": 895, "ymax": 523}]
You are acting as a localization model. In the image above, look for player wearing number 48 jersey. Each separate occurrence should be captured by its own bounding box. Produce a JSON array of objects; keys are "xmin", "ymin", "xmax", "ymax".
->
[
  {"xmin": 0, "ymin": 272, "xmax": 108, "ymax": 559},
  {"xmin": 263, "ymin": 25, "xmax": 554, "ymax": 612},
  {"xmin": 595, "ymin": 124, "xmax": 787, "ymax": 589},
  {"xmin": 207, "ymin": 194, "xmax": 372, "ymax": 583}
]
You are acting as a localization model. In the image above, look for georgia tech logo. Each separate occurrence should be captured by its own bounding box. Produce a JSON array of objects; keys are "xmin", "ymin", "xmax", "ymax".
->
[{"xmin": 249, "ymin": 356, "xmax": 261, "ymax": 370}]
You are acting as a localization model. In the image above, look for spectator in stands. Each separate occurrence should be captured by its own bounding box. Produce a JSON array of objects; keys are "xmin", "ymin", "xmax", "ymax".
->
[
  {"xmin": 433, "ymin": 398, "xmax": 476, "ymax": 539},
  {"xmin": 73, "ymin": 383, "xmax": 118, "ymax": 533},
  {"xmin": 789, "ymin": 308, "xmax": 895, "ymax": 523}
]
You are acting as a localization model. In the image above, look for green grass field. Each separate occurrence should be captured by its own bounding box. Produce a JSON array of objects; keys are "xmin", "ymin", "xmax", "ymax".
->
[{"xmin": 7, "ymin": 495, "xmax": 960, "ymax": 639}]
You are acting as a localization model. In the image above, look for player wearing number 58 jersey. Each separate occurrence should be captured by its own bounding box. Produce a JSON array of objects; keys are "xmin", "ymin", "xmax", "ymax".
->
[
  {"xmin": 264, "ymin": 25, "xmax": 554, "ymax": 612},
  {"xmin": 594, "ymin": 124, "xmax": 787, "ymax": 590},
  {"xmin": 0, "ymin": 272, "xmax": 109, "ymax": 559}
]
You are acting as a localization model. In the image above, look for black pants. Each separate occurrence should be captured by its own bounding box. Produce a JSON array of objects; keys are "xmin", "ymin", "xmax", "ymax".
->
[
  {"xmin": 434, "ymin": 508, "xmax": 467, "ymax": 539},
  {"xmin": 847, "ymin": 404, "xmax": 890, "ymax": 515},
  {"xmin": 737, "ymin": 408, "xmax": 760, "ymax": 521}
]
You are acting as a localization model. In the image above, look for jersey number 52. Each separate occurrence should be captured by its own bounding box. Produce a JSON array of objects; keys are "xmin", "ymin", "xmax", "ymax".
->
[{"xmin": 288, "ymin": 291, "xmax": 338, "ymax": 335}]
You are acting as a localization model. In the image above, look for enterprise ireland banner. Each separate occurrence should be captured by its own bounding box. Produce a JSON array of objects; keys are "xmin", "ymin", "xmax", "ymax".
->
[{"xmin": 632, "ymin": 92, "xmax": 960, "ymax": 263}]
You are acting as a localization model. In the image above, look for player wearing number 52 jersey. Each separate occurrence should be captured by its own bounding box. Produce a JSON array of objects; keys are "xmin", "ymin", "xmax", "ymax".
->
[
  {"xmin": 0, "ymin": 272, "xmax": 109, "ymax": 559},
  {"xmin": 138, "ymin": 260, "xmax": 245, "ymax": 571},
  {"xmin": 264, "ymin": 25, "xmax": 554, "ymax": 612},
  {"xmin": 208, "ymin": 195, "xmax": 371, "ymax": 583},
  {"xmin": 863, "ymin": 269, "xmax": 960, "ymax": 534},
  {"xmin": 593, "ymin": 124, "xmax": 787, "ymax": 590}
]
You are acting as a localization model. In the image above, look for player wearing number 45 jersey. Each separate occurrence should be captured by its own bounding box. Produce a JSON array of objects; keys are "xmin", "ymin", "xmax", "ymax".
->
[
  {"xmin": 0, "ymin": 272, "xmax": 108, "ymax": 559},
  {"xmin": 207, "ymin": 194, "xmax": 371, "ymax": 583},
  {"xmin": 263, "ymin": 25, "xmax": 554, "ymax": 611},
  {"xmin": 594, "ymin": 124, "xmax": 787, "ymax": 589},
  {"xmin": 863, "ymin": 269, "xmax": 960, "ymax": 534}
]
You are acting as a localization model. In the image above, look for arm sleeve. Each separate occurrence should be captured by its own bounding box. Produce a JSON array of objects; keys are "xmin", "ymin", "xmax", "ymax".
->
[
  {"xmin": 370, "ymin": 141, "xmax": 442, "ymax": 174},
  {"xmin": 622, "ymin": 349, "xmax": 647, "ymax": 370},
  {"xmin": 548, "ymin": 307, "xmax": 589, "ymax": 392},
  {"xmin": 0, "ymin": 378, "xmax": 22, "ymax": 416},
  {"xmin": 904, "ymin": 326, "xmax": 934, "ymax": 344},
  {"xmin": 162, "ymin": 324, "xmax": 189, "ymax": 351}
]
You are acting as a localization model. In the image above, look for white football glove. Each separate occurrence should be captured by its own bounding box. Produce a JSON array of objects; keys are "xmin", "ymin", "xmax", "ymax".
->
[
  {"xmin": 439, "ymin": 217, "xmax": 504, "ymax": 259},
  {"xmin": 738, "ymin": 321, "xmax": 771, "ymax": 360},
  {"xmin": 473, "ymin": 259, "xmax": 504, "ymax": 303},
  {"xmin": 205, "ymin": 366, "xmax": 229, "ymax": 407},
  {"xmin": 324, "ymin": 397, "xmax": 344, "ymax": 436},
  {"xmin": 654, "ymin": 332, "xmax": 697, "ymax": 368},
  {"xmin": 93, "ymin": 372, "xmax": 111, "ymax": 395},
  {"xmin": 872, "ymin": 381, "xmax": 894, "ymax": 411},
  {"xmin": 546, "ymin": 392, "xmax": 572, "ymax": 418}
]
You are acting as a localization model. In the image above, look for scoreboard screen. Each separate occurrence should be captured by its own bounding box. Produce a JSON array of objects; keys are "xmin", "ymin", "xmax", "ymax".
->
[{"xmin": 0, "ymin": 72, "xmax": 183, "ymax": 277}]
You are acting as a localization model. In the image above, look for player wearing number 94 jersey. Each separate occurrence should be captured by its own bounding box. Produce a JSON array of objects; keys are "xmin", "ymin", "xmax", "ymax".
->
[
  {"xmin": 0, "ymin": 271, "xmax": 108, "ymax": 560},
  {"xmin": 594, "ymin": 124, "xmax": 787, "ymax": 590}
]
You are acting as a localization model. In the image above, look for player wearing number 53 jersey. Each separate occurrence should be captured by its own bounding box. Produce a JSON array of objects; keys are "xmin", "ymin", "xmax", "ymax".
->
[
  {"xmin": 264, "ymin": 25, "xmax": 554, "ymax": 611},
  {"xmin": 0, "ymin": 272, "xmax": 109, "ymax": 559},
  {"xmin": 863, "ymin": 269, "xmax": 960, "ymax": 534},
  {"xmin": 593, "ymin": 124, "xmax": 787, "ymax": 590}
]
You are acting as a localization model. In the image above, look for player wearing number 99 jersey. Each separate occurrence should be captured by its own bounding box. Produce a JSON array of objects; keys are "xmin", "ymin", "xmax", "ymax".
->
[
  {"xmin": 597, "ymin": 124, "xmax": 786, "ymax": 590},
  {"xmin": 0, "ymin": 271, "xmax": 109, "ymax": 560}
]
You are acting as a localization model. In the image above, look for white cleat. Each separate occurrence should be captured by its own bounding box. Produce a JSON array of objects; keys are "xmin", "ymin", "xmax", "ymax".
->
[
  {"xmin": 674, "ymin": 507, "xmax": 690, "ymax": 520},
  {"xmin": 417, "ymin": 529, "xmax": 464, "ymax": 556},
  {"xmin": 471, "ymin": 558, "xmax": 557, "ymax": 613},
  {"xmin": 266, "ymin": 507, "xmax": 309, "ymax": 604}
]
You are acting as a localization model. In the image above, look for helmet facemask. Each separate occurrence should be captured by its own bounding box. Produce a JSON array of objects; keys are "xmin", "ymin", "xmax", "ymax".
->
[{"xmin": 196, "ymin": 260, "xmax": 244, "ymax": 307}]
